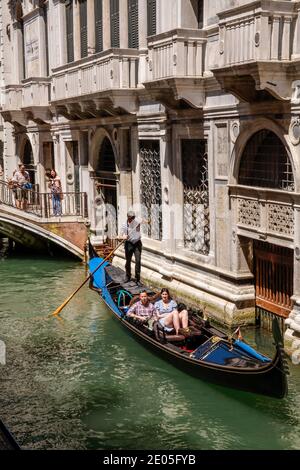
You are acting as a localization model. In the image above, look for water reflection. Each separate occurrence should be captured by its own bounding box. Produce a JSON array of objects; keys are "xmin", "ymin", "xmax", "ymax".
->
[{"xmin": 0, "ymin": 257, "xmax": 300, "ymax": 449}]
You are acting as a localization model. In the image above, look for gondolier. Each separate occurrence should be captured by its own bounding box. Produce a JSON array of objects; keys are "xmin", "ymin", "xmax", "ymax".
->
[{"xmin": 121, "ymin": 211, "xmax": 144, "ymax": 286}]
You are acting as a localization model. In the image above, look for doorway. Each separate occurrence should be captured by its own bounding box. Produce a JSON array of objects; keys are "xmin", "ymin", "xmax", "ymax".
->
[
  {"xmin": 254, "ymin": 241, "xmax": 293, "ymax": 330},
  {"xmin": 95, "ymin": 137, "xmax": 118, "ymax": 241}
]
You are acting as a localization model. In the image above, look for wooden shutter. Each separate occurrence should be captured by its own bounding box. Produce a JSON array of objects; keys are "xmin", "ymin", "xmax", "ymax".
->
[
  {"xmin": 147, "ymin": 0, "xmax": 156, "ymax": 36},
  {"xmin": 110, "ymin": 0, "xmax": 120, "ymax": 48},
  {"xmin": 128, "ymin": 0, "xmax": 139, "ymax": 49},
  {"xmin": 80, "ymin": 0, "xmax": 88, "ymax": 58},
  {"xmin": 198, "ymin": 0, "xmax": 204, "ymax": 29},
  {"xmin": 95, "ymin": 0, "xmax": 103, "ymax": 52},
  {"xmin": 66, "ymin": 1, "xmax": 74, "ymax": 63}
]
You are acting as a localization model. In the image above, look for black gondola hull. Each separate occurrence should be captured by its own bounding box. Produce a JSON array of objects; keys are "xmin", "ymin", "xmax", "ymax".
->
[{"xmin": 89, "ymin": 254, "xmax": 288, "ymax": 399}]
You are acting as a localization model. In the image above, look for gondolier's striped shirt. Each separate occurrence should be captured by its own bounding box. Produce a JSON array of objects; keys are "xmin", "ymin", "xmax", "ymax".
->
[{"xmin": 127, "ymin": 301, "xmax": 157, "ymax": 318}]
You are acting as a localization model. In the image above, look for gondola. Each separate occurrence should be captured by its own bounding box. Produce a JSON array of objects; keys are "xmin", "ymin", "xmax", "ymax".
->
[
  {"xmin": 0, "ymin": 418, "xmax": 20, "ymax": 450},
  {"xmin": 88, "ymin": 249, "xmax": 289, "ymax": 399}
]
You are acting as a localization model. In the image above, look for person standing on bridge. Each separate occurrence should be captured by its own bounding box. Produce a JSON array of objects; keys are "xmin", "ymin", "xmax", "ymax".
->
[
  {"xmin": 48, "ymin": 169, "xmax": 62, "ymax": 217},
  {"xmin": 12, "ymin": 164, "xmax": 30, "ymax": 211}
]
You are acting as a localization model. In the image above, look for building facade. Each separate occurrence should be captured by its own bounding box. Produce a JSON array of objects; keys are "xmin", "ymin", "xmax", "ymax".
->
[{"xmin": 1, "ymin": 0, "xmax": 300, "ymax": 361}]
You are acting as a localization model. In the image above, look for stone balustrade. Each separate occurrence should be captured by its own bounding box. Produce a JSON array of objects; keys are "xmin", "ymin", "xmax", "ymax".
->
[
  {"xmin": 1, "ymin": 79, "xmax": 50, "ymax": 111},
  {"xmin": 217, "ymin": 0, "xmax": 296, "ymax": 67},
  {"xmin": 229, "ymin": 185, "xmax": 298, "ymax": 242},
  {"xmin": 51, "ymin": 49, "xmax": 139, "ymax": 102},
  {"xmin": 1, "ymin": 85, "xmax": 23, "ymax": 110},
  {"xmin": 22, "ymin": 78, "xmax": 51, "ymax": 108},
  {"xmin": 146, "ymin": 28, "xmax": 206, "ymax": 82}
]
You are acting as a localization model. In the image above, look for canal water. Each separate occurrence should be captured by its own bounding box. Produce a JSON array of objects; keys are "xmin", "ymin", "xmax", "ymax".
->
[{"xmin": 1, "ymin": 255, "xmax": 300, "ymax": 450}]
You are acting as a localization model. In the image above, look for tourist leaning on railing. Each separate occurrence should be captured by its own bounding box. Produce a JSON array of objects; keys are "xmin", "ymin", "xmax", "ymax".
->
[{"xmin": 48, "ymin": 169, "xmax": 63, "ymax": 217}]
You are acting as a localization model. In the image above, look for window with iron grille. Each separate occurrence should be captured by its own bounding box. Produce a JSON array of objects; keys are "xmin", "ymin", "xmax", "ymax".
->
[
  {"xmin": 110, "ymin": 0, "xmax": 120, "ymax": 48},
  {"xmin": 239, "ymin": 130, "xmax": 294, "ymax": 191},
  {"xmin": 66, "ymin": 1, "xmax": 74, "ymax": 63},
  {"xmin": 182, "ymin": 140, "xmax": 209, "ymax": 255},
  {"xmin": 147, "ymin": 0, "xmax": 156, "ymax": 36},
  {"xmin": 80, "ymin": 0, "xmax": 88, "ymax": 58},
  {"xmin": 95, "ymin": 0, "xmax": 103, "ymax": 53},
  {"xmin": 128, "ymin": 0, "xmax": 139, "ymax": 49},
  {"xmin": 140, "ymin": 141, "xmax": 162, "ymax": 240}
]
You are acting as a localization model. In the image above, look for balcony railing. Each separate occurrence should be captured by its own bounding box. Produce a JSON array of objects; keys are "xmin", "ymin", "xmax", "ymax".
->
[
  {"xmin": 0, "ymin": 180, "xmax": 88, "ymax": 219},
  {"xmin": 1, "ymin": 78, "xmax": 51, "ymax": 110},
  {"xmin": 217, "ymin": 0, "xmax": 296, "ymax": 68},
  {"xmin": 51, "ymin": 49, "xmax": 139, "ymax": 102},
  {"xmin": 146, "ymin": 28, "xmax": 206, "ymax": 82},
  {"xmin": 229, "ymin": 185, "xmax": 297, "ymax": 241}
]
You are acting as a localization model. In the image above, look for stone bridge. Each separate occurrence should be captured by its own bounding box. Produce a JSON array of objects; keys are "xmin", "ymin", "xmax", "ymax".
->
[{"xmin": 0, "ymin": 181, "xmax": 88, "ymax": 259}]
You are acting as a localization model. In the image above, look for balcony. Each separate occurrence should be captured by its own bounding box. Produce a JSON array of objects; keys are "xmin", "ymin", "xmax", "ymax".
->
[
  {"xmin": 51, "ymin": 49, "xmax": 140, "ymax": 118},
  {"xmin": 229, "ymin": 185, "xmax": 298, "ymax": 244},
  {"xmin": 212, "ymin": 0, "xmax": 298, "ymax": 101},
  {"xmin": 1, "ymin": 78, "xmax": 51, "ymax": 125},
  {"xmin": 144, "ymin": 28, "xmax": 207, "ymax": 109}
]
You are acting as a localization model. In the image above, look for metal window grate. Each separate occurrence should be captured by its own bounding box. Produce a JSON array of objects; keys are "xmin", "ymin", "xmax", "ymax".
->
[
  {"xmin": 140, "ymin": 141, "xmax": 162, "ymax": 240},
  {"xmin": 239, "ymin": 130, "xmax": 294, "ymax": 191},
  {"xmin": 182, "ymin": 139, "xmax": 210, "ymax": 255}
]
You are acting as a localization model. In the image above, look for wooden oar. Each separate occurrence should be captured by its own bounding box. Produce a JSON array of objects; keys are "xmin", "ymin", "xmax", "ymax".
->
[{"xmin": 50, "ymin": 239, "xmax": 124, "ymax": 318}]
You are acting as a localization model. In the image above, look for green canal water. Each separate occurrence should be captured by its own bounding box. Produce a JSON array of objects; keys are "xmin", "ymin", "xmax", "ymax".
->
[{"xmin": 1, "ymin": 256, "xmax": 300, "ymax": 450}]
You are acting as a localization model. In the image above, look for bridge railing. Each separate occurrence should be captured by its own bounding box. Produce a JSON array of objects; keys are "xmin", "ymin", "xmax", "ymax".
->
[{"xmin": 0, "ymin": 180, "xmax": 88, "ymax": 219}]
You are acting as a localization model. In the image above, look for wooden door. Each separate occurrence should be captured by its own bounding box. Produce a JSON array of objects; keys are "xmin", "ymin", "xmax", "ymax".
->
[{"xmin": 254, "ymin": 241, "xmax": 293, "ymax": 318}]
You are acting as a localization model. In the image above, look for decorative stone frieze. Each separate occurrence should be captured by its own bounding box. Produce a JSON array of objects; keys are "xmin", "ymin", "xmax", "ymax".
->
[
  {"xmin": 289, "ymin": 117, "xmax": 300, "ymax": 146},
  {"xmin": 267, "ymin": 203, "xmax": 294, "ymax": 236},
  {"xmin": 238, "ymin": 198, "xmax": 260, "ymax": 228}
]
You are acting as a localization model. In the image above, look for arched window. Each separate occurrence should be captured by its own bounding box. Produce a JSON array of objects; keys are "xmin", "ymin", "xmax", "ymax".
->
[
  {"xmin": 97, "ymin": 137, "xmax": 116, "ymax": 173},
  {"xmin": 238, "ymin": 130, "xmax": 294, "ymax": 191},
  {"xmin": 23, "ymin": 140, "xmax": 36, "ymax": 185}
]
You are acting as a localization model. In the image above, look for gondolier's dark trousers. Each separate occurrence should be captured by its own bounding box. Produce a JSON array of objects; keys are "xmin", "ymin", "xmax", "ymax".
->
[{"xmin": 125, "ymin": 240, "xmax": 142, "ymax": 281}]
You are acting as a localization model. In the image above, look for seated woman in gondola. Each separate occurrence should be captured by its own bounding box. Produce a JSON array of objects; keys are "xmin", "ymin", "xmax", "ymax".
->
[{"xmin": 154, "ymin": 288, "xmax": 189, "ymax": 335}]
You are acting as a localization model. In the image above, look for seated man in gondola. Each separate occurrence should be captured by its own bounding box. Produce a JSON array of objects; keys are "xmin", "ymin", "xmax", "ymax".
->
[{"xmin": 126, "ymin": 291, "xmax": 157, "ymax": 324}]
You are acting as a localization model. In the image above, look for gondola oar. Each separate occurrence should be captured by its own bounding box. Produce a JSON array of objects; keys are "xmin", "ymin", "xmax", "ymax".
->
[{"xmin": 50, "ymin": 239, "xmax": 124, "ymax": 318}]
